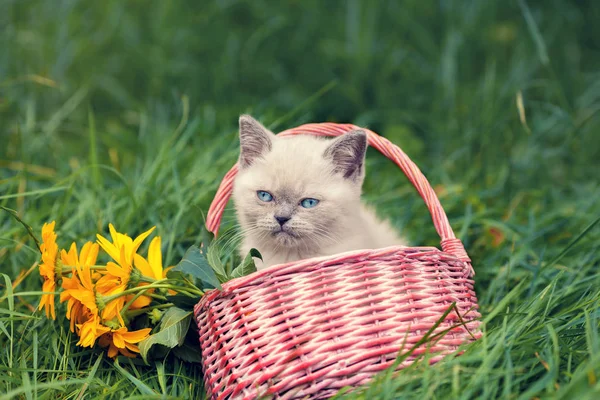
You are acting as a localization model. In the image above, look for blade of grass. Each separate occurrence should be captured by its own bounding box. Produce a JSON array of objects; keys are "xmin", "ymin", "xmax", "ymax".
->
[
  {"xmin": 0, "ymin": 206, "xmax": 41, "ymax": 253},
  {"xmin": 76, "ymin": 354, "xmax": 103, "ymax": 400},
  {"xmin": 544, "ymin": 215, "xmax": 600, "ymax": 269},
  {"xmin": 268, "ymin": 80, "xmax": 338, "ymax": 130},
  {"xmin": 113, "ymin": 359, "xmax": 157, "ymax": 396},
  {"xmin": 88, "ymin": 107, "xmax": 102, "ymax": 187},
  {"xmin": 0, "ymin": 187, "xmax": 68, "ymax": 201}
]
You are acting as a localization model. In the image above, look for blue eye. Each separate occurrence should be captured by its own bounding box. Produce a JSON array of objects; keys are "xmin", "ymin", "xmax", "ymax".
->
[
  {"xmin": 300, "ymin": 198, "xmax": 319, "ymax": 208},
  {"xmin": 257, "ymin": 190, "xmax": 273, "ymax": 202}
]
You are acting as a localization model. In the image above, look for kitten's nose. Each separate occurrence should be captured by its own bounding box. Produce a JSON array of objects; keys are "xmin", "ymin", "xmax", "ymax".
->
[{"xmin": 275, "ymin": 216, "xmax": 290, "ymax": 226}]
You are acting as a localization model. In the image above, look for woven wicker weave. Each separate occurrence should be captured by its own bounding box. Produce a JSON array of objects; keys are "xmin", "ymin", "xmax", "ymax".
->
[{"xmin": 194, "ymin": 123, "xmax": 481, "ymax": 399}]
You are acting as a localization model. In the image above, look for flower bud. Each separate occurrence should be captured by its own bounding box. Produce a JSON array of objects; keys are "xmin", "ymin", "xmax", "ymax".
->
[
  {"xmin": 150, "ymin": 308, "xmax": 164, "ymax": 325},
  {"xmin": 129, "ymin": 267, "xmax": 142, "ymax": 287},
  {"xmin": 96, "ymin": 293, "xmax": 107, "ymax": 312},
  {"xmin": 54, "ymin": 257, "xmax": 64, "ymax": 281},
  {"xmin": 104, "ymin": 319, "xmax": 121, "ymax": 330}
]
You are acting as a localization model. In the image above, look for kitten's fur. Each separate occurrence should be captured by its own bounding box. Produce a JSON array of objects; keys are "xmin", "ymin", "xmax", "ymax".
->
[{"xmin": 233, "ymin": 115, "xmax": 406, "ymax": 269}]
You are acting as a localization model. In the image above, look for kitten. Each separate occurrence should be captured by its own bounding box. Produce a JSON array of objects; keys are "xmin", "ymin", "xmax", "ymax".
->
[{"xmin": 232, "ymin": 115, "xmax": 407, "ymax": 269}]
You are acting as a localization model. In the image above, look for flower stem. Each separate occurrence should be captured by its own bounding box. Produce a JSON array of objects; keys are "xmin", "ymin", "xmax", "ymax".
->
[
  {"xmin": 102, "ymin": 283, "xmax": 203, "ymax": 303},
  {"xmin": 120, "ymin": 289, "xmax": 150, "ymax": 320},
  {"xmin": 148, "ymin": 293, "xmax": 168, "ymax": 301},
  {"xmin": 103, "ymin": 284, "xmax": 173, "ymax": 302},
  {"xmin": 125, "ymin": 303, "xmax": 174, "ymax": 318}
]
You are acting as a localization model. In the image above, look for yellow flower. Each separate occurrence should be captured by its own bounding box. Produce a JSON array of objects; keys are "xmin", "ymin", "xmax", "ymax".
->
[
  {"xmin": 96, "ymin": 223, "xmax": 155, "ymax": 267},
  {"xmin": 96, "ymin": 225, "xmax": 156, "ymax": 323},
  {"xmin": 76, "ymin": 315, "xmax": 110, "ymax": 348},
  {"xmin": 38, "ymin": 221, "xmax": 58, "ymax": 320},
  {"xmin": 98, "ymin": 326, "xmax": 152, "ymax": 358},
  {"xmin": 59, "ymin": 242, "xmax": 99, "ymax": 332}
]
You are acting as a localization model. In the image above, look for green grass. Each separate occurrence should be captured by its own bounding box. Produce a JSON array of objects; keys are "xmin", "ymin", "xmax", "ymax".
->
[{"xmin": 1, "ymin": 0, "xmax": 599, "ymax": 398}]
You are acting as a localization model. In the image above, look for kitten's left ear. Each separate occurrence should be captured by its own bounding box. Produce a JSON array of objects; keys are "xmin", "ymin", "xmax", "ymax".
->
[{"xmin": 324, "ymin": 130, "xmax": 368, "ymax": 182}]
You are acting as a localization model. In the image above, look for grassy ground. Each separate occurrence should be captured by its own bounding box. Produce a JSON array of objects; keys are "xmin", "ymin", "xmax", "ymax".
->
[{"xmin": 1, "ymin": 0, "xmax": 599, "ymax": 398}]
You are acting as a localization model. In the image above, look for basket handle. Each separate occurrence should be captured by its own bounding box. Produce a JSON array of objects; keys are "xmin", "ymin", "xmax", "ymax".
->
[{"xmin": 205, "ymin": 123, "xmax": 473, "ymax": 277}]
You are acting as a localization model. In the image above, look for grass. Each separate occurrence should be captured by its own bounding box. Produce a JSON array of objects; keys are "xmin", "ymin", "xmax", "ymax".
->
[{"xmin": 1, "ymin": 0, "xmax": 599, "ymax": 398}]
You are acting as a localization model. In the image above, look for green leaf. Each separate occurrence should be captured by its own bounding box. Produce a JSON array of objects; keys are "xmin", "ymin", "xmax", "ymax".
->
[
  {"xmin": 165, "ymin": 294, "xmax": 202, "ymax": 310},
  {"xmin": 230, "ymin": 248, "xmax": 261, "ymax": 279},
  {"xmin": 138, "ymin": 307, "xmax": 192, "ymax": 363},
  {"xmin": 172, "ymin": 245, "xmax": 222, "ymax": 289},
  {"xmin": 206, "ymin": 242, "xmax": 227, "ymax": 283},
  {"xmin": 172, "ymin": 342, "xmax": 203, "ymax": 363}
]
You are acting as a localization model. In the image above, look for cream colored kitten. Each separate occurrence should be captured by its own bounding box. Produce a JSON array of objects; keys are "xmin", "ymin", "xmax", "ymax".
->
[{"xmin": 233, "ymin": 115, "xmax": 406, "ymax": 269}]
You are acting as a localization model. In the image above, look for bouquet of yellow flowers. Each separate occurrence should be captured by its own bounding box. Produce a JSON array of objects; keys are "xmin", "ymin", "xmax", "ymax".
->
[{"xmin": 15, "ymin": 214, "xmax": 254, "ymax": 362}]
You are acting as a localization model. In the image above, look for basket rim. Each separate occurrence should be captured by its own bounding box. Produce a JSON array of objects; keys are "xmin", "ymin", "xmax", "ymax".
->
[{"xmin": 199, "ymin": 244, "xmax": 470, "ymax": 299}]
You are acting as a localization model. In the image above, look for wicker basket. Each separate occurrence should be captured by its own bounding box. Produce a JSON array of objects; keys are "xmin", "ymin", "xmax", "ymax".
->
[{"xmin": 194, "ymin": 123, "xmax": 481, "ymax": 399}]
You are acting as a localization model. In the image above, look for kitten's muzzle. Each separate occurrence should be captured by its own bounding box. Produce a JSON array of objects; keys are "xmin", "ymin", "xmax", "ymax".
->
[{"xmin": 272, "ymin": 224, "xmax": 298, "ymax": 239}]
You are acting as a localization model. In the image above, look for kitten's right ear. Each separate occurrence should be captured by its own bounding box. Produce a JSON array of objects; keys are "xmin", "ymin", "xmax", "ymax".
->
[
  {"xmin": 324, "ymin": 129, "xmax": 368, "ymax": 182},
  {"xmin": 238, "ymin": 115, "xmax": 274, "ymax": 168}
]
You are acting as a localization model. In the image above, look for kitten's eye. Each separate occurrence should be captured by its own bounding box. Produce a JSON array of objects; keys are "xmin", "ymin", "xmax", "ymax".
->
[
  {"xmin": 257, "ymin": 190, "xmax": 274, "ymax": 202},
  {"xmin": 300, "ymin": 198, "xmax": 319, "ymax": 208}
]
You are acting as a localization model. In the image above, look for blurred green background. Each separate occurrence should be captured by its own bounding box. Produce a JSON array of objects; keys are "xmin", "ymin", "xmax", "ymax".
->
[{"xmin": 1, "ymin": 0, "xmax": 599, "ymax": 398}]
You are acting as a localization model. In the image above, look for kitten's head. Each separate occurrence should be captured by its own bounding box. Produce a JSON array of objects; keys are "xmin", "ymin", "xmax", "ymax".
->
[{"xmin": 232, "ymin": 115, "xmax": 367, "ymax": 252}]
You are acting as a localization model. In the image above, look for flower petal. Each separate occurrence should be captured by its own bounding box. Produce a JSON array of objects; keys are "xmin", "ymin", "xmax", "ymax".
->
[
  {"xmin": 124, "ymin": 342, "xmax": 140, "ymax": 353},
  {"xmin": 128, "ymin": 294, "xmax": 152, "ymax": 309},
  {"xmin": 148, "ymin": 236, "xmax": 163, "ymax": 279},
  {"xmin": 132, "ymin": 226, "xmax": 156, "ymax": 255},
  {"xmin": 133, "ymin": 254, "xmax": 153, "ymax": 278},
  {"xmin": 106, "ymin": 262, "xmax": 126, "ymax": 279},
  {"xmin": 80, "ymin": 242, "xmax": 99, "ymax": 267},
  {"xmin": 96, "ymin": 234, "xmax": 120, "ymax": 263},
  {"xmin": 122, "ymin": 328, "xmax": 152, "ymax": 343},
  {"xmin": 61, "ymin": 242, "xmax": 78, "ymax": 266},
  {"xmin": 107, "ymin": 343, "xmax": 118, "ymax": 358},
  {"xmin": 112, "ymin": 332, "xmax": 125, "ymax": 349}
]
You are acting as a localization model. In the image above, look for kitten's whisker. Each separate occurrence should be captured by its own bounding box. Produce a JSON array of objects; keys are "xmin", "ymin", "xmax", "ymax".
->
[{"xmin": 310, "ymin": 227, "xmax": 340, "ymax": 246}]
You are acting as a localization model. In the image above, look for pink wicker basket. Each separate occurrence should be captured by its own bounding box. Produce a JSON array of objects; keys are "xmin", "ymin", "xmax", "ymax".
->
[{"xmin": 194, "ymin": 123, "xmax": 481, "ymax": 399}]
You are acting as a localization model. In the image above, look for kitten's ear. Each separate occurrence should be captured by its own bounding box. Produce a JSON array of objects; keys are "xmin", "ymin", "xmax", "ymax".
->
[
  {"xmin": 324, "ymin": 130, "xmax": 368, "ymax": 181},
  {"xmin": 238, "ymin": 115, "xmax": 274, "ymax": 168}
]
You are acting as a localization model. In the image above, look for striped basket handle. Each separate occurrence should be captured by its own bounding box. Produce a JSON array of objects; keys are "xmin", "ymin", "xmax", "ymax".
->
[{"xmin": 206, "ymin": 123, "xmax": 474, "ymax": 277}]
